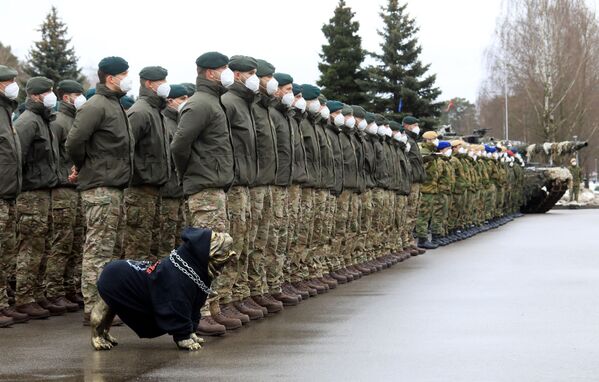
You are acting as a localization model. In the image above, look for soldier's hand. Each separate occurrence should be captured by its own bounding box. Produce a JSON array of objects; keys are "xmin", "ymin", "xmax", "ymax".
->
[{"xmin": 68, "ymin": 166, "xmax": 78, "ymax": 183}]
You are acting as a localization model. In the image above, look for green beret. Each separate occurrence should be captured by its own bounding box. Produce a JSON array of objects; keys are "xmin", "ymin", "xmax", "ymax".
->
[
  {"xmin": 301, "ymin": 84, "xmax": 320, "ymax": 101},
  {"xmin": 256, "ymin": 59, "xmax": 275, "ymax": 77},
  {"xmin": 374, "ymin": 114, "xmax": 386, "ymax": 126},
  {"xmin": 139, "ymin": 66, "xmax": 168, "ymax": 81},
  {"xmin": 57, "ymin": 80, "xmax": 83, "ymax": 94},
  {"xmin": 365, "ymin": 112, "xmax": 375, "ymax": 124},
  {"xmin": 168, "ymin": 84, "xmax": 187, "ymax": 99},
  {"xmin": 26, "ymin": 76, "xmax": 53, "ymax": 95},
  {"xmin": 318, "ymin": 94, "xmax": 327, "ymax": 105},
  {"xmin": 0, "ymin": 65, "xmax": 18, "ymax": 81},
  {"xmin": 228, "ymin": 55, "xmax": 257, "ymax": 72},
  {"xmin": 85, "ymin": 88, "xmax": 96, "ymax": 99},
  {"xmin": 196, "ymin": 51, "xmax": 229, "ymax": 69},
  {"xmin": 292, "ymin": 83, "xmax": 302, "ymax": 96},
  {"xmin": 341, "ymin": 105, "xmax": 353, "ymax": 116},
  {"xmin": 326, "ymin": 100, "xmax": 344, "ymax": 113},
  {"xmin": 98, "ymin": 56, "xmax": 129, "ymax": 75},
  {"xmin": 120, "ymin": 95, "xmax": 135, "ymax": 109},
  {"xmin": 273, "ymin": 73, "xmax": 293, "ymax": 86},
  {"xmin": 402, "ymin": 116, "xmax": 419, "ymax": 125},
  {"xmin": 351, "ymin": 105, "xmax": 366, "ymax": 119},
  {"xmin": 181, "ymin": 82, "xmax": 196, "ymax": 96},
  {"xmin": 389, "ymin": 121, "xmax": 402, "ymax": 131}
]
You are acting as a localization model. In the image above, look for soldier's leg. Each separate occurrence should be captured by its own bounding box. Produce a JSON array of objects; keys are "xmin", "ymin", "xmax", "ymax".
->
[
  {"xmin": 266, "ymin": 186, "xmax": 288, "ymax": 295},
  {"xmin": 247, "ymin": 186, "xmax": 271, "ymax": 299},
  {"xmin": 331, "ymin": 191, "xmax": 350, "ymax": 271},
  {"xmin": 297, "ymin": 188, "xmax": 315, "ymax": 280},
  {"xmin": 309, "ymin": 189, "xmax": 327, "ymax": 279},
  {"xmin": 80, "ymin": 187, "xmax": 123, "ymax": 315},
  {"xmin": 64, "ymin": 194, "xmax": 84, "ymax": 298},
  {"xmin": 323, "ymin": 193, "xmax": 337, "ymax": 273},
  {"xmin": 158, "ymin": 197, "xmax": 182, "ymax": 255},
  {"xmin": 415, "ymin": 193, "xmax": 433, "ymax": 240},
  {"xmin": 149, "ymin": 196, "xmax": 162, "ymax": 259},
  {"xmin": 121, "ymin": 187, "xmax": 159, "ymax": 261},
  {"xmin": 45, "ymin": 188, "xmax": 77, "ymax": 300},
  {"xmin": 0, "ymin": 199, "xmax": 12, "ymax": 311},
  {"xmin": 286, "ymin": 185, "xmax": 302, "ymax": 284}
]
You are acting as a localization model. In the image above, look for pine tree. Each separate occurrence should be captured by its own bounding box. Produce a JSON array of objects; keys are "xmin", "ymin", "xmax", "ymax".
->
[
  {"xmin": 317, "ymin": 0, "xmax": 367, "ymax": 105},
  {"xmin": 366, "ymin": 0, "xmax": 442, "ymax": 128},
  {"xmin": 24, "ymin": 6, "xmax": 82, "ymax": 85}
]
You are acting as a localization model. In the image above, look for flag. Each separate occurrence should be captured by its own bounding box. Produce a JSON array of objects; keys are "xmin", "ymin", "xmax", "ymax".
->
[
  {"xmin": 445, "ymin": 99, "xmax": 455, "ymax": 113},
  {"xmin": 397, "ymin": 98, "xmax": 403, "ymax": 112}
]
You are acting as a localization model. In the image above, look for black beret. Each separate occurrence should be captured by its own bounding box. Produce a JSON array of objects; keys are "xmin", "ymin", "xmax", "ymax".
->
[
  {"xmin": 196, "ymin": 51, "xmax": 229, "ymax": 69},
  {"xmin": 273, "ymin": 73, "xmax": 293, "ymax": 86},
  {"xmin": 292, "ymin": 83, "xmax": 302, "ymax": 96},
  {"xmin": 351, "ymin": 105, "xmax": 366, "ymax": 119},
  {"xmin": 57, "ymin": 80, "xmax": 83, "ymax": 94},
  {"xmin": 85, "ymin": 88, "xmax": 96, "ymax": 99},
  {"xmin": 341, "ymin": 105, "xmax": 353, "ymax": 116},
  {"xmin": 180, "ymin": 82, "xmax": 196, "ymax": 96},
  {"xmin": 374, "ymin": 114, "xmax": 386, "ymax": 126},
  {"xmin": 98, "ymin": 56, "xmax": 129, "ymax": 75},
  {"xmin": 168, "ymin": 84, "xmax": 188, "ymax": 99},
  {"xmin": 26, "ymin": 76, "xmax": 53, "ymax": 95},
  {"xmin": 0, "ymin": 65, "xmax": 18, "ymax": 81},
  {"xmin": 228, "ymin": 55, "xmax": 257, "ymax": 72},
  {"xmin": 139, "ymin": 66, "xmax": 168, "ymax": 81},
  {"xmin": 365, "ymin": 112, "xmax": 375, "ymax": 124},
  {"xmin": 389, "ymin": 121, "xmax": 402, "ymax": 131},
  {"xmin": 326, "ymin": 100, "xmax": 344, "ymax": 113},
  {"xmin": 301, "ymin": 84, "xmax": 320, "ymax": 101},
  {"xmin": 402, "ymin": 116, "xmax": 419, "ymax": 125},
  {"xmin": 256, "ymin": 59, "xmax": 275, "ymax": 77}
]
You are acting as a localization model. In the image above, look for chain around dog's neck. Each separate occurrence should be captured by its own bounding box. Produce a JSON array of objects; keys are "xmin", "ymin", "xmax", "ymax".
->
[{"xmin": 169, "ymin": 250, "xmax": 214, "ymax": 295}]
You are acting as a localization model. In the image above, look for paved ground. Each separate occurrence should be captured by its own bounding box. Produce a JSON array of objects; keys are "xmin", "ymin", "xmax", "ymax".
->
[{"xmin": 1, "ymin": 209, "xmax": 598, "ymax": 382}]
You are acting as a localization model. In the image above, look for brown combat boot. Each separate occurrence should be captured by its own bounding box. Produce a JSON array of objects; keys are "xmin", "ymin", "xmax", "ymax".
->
[
  {"xmin": 211, "ymin": 311, "xmax": 242, "ymax": 330},
  {"xmin": 321, "ymin": 275, "xmax": 338, "ymax": 289},
  {"xmin": 282, "ymin": 283, "xmax": 303, "ymax": 301},
  {"xmin": 233, "ymin": 299, "xmax": 264, "ymax": 320},
  {"xmin": 346, "ymin": 266, "xmax": 363, "ymax": 278},
  {"xmin": 37, "ymin": 298, "xmax": 66, "ymax": 316},
  {"xmin": 306, "ymin": 279, "xmax": 328, "ymax": 294},
  {"xmin": 355, "ymin": 264, "xmax": 372, "ymax": 275},
  {"xmin": 0, "ymin": 313, "xmax": 13, "ymax": 328},
  {"xmin": 196, "ymin": 316, "xmax": 226, "ymax": 336},
  {"xmin": 50, "ymin": 296, "xmax": 80, "ymax": 313},
  {"xmin": 329, "ymin": 271, "xmax": 348, "ymax": 284},
  {"xmin": 272, "ymin": 291, "xmax": 300, "ymax": 306},
  {"xmin": 294, "ymin": 281, "xmax": 317, "ymax": 297},
  {"xmin": 252, "ymin": 295, "xmax": 283, "ymax": 313},
  {"xmin": 221, "ymin": 303, "xmax": 250, "ymax": 324},
  {"xmin": 1, "ymin": 307, "xmax": 29, "ymax": 323},
  {"xmin": 65, "ymin": 293, "xmax": 84, "ymax": 309},
  {"xmin": 16, "ymin": 302, "xmax": 50, "ymax": 319}
]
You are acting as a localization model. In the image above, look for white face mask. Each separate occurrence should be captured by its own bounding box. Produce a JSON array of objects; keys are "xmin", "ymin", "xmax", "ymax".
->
[
  {"xmin": 266, "ymin": 78, "xmax": 278, "ymax": 95},
  {"xmin": 345, "ymin": 116, "xmax": 356, "ymax": 129},
  {"xmin": 411, "ymin": 126, "xmax": 420, "ymax": 135},
  {"xmin": 220, "ymin": 68, "xmax": 235, "ymax": 88},
  {"xmin": 320, "ymin": 106, "xmax": 330, "ymax": 120},
  {"xmin": 571, "ymin": 161, "xmax": 577, "ymax": 166},
  {"xmin": 3, "ymin": 82, "xmax": 19, "ymax": 100},
  {"xmin": 377, "ymin": 125, "xmax": 386, "ymax": 136},
  {"xmin": 443, "ymin": 150, "xmax": 452, "ymax": 157},
  {"xmin": 492, "ymin": 153, "xmax": 499, "ymax": 160},
  {"xmin": 244, "ymin": 74, "xmax": 260, "ymax": 93},
  {"xmin": 458, "ymin": 147, "xmax": 466, "ymax": 154},
  {"xmin": 357, "ymin": 119, "xmax": 367, "ymax": 131},
  {"xmin": 74, "ymin": 94, "xmax": 87, "ymax": 110},
  {"xmin": 177, "ymin": 100, "xmax": 187, "ymax": 112},
  {"xmin": 385, "ymin": 127, "xmax": 393, "ymax": 137},
  {"xmin": 117, "ymin": 75, "xmax": 133, "ymax": 92},
  {"xmin": 366, "ymin": 123, "xmax": 378, "ymax": 135},
  {"xmin": 307, "ymin": 100, "xmax": 321, "ymax": 114},
  {"xmin": 156, "ymin": 83, "xmax": 171, "ymax": 98},
  {"xmin": 281, "ymin": 92, "xmax": 294, "ymax": 107},
  {"xmin": 294, "ymin": 97, "xmax": 306, "ymax": 112},
  {"xmin": 43, "ymin": 92, "xmax": 57, "ymax": 109},
  {"xmin": 334, "ymin": 113, "xmax": 345, "ymax": 127},
  {"xmin": 399, "ymin": 133, "xmax": 408, "ymax": 143},
  {"xmin": 432, "ymin": 139, "xmax": 439, "ymax": 147},
  {"xmin": 393, "ymin": 133, "xmax": 402, "ymax": 142}
]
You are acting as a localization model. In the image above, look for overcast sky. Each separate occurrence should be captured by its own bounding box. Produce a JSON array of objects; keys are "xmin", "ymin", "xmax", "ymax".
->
[{"xmin": 1, "ymin": 0, "xmax": 507, "ymax": 102}]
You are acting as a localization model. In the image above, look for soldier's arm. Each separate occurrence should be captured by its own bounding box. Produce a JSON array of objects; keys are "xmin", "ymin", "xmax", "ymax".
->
[
  {"xmin": 14, "ymin": 118, "xmax": 36, "ymax": 161},
  {"xmin": 127, "ymin": 108, "xmax": 147, "ymax": 143},
  {"xmin": 171, "ymin": 104, "xmax": 208, "ymax": 179},
  {"xmin": 66, "ymin": 103, "xmax": 103, "ymax": 170}
]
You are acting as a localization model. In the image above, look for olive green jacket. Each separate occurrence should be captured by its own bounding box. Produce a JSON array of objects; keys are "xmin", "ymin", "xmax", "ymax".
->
[
  {"xmin": 0, "ymin": 94, "xmax": 22, "ymax": 199},
  {"xmin": 325, "ymin": 123, "xmax": 344, "ymax": 195},
  {"xmin": 300, "ymin": 113, "xmax": 321, "ymax": 188},
  {"xmin": 270, "ymin": 101, "xmax": 294, "ymax": 187},
  {"xmin": 51, "ymin": 102, "xmax": 77, "ymax": 188},
  {"xmin": 160, "ymin": 107, "xmax": 183, "ymax": 199},
  {"xmin": 253, "ymin": 94, "xmax": 278, "ymax": 186}
]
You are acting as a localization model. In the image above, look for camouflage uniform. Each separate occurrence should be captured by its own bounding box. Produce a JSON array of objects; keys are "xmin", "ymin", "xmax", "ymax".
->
[
  {"xmin": 63, "ymin": 195, "xmax": 84, "ymax": 297},
  {"xmin": 245, "ymin": 186, "xmax": 272, "ymax": 298},
  {"xmin": 415, "ymin": 143, "xmax": 439, "ymax": 239},
  {"xmin": 0, "ymin": 200, "xmax": 17, "ymax": 309},
  {"xmin": 265, "ymin": 186, "xmax": 288, "ymax": 295}
]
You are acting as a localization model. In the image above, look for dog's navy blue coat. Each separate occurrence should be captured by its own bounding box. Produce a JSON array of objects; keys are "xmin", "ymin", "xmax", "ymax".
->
[{"xmin": 97, "ymin": 227, "xmax": 212, "ymax": 342}]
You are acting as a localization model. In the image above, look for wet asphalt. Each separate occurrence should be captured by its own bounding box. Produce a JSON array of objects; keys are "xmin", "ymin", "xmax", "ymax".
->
[{"xmin": 0, "ymin": 209, "xmax": 598, "ymax": 382}]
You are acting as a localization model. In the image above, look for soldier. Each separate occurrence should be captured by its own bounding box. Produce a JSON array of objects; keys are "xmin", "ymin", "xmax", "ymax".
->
[
  {"xmin": 45, "ymin": 80, "xmax": 86, "ymax": 313},
  {"xmin": 0, "ymin": 65, "xmax": 28, "ymax": 326},
  {"xmin": 415, "ymin": 131, "xmax": 440, "ymax": 249},
  {"xmin": 431, "ymin": 141, "xmax": 454, "ymax": 246},
  {"xmin": 267, "ymin": 72, "xmax": 302, "ymax": 305},
  {"xmin": 568, "ymin": 158, "xmax": 582, "ymax": 202},
  {"xmin": 66, "ymin": 56, "xmax": 134, "ymax": 324},
  {"xmin": 220, "ymin": 55, "xmax": 260, "ymax": 327},
  {"xmin": 389, "ymin": 121, "xmax": 412, "ymax": 259},
  {"xmin": 14, "ymin": 77, "xmax": 61, "ymax": 318},
  {"xmin": 122, "ymin": 66, "xmax": 171, "ymax": 261},
  {"xmin": 159, "ymin": 84, "xmax": 188, "ymax": 254},
  {"xmin": 170, "ymin": 51, "xmax": 236, "ymax": 335}
]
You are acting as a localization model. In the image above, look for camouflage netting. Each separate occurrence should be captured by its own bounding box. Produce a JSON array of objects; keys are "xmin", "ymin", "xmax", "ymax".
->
[
  {"xmin": 526, "ymin": 141, "xmax": 588, "ymax": 165},
  {"xmin": 521, "ymin": 167, "xmax": 572, "ymax": 213}
]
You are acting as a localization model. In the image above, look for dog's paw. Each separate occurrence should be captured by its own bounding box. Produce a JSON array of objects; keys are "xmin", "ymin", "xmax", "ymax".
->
[
  {"xmin": 103, "ymin": 332, "xmax": 118, "ymax": 346},
  {"xmin": 177, "ymin": 338, "xmax": 203, "ymax": 351},
  {"xmin": 190, "ymin": 333, "xmax": 205, "ymax": 345},
  {"xmin": 92, "ymin": 335, "xmax": 114, "ymax": 351}
]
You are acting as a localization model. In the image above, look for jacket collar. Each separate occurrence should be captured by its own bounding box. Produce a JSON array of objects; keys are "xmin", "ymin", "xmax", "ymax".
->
[
  {"xmin": 196, "ymin": 77, "xmax": 227, "ymax": 98},
  {"xmin": 25, "ymin": 99, "xmax": 54, "ymax": 122},
  {"xmin": 96, "ymin": 83, "xmax": 126, "ymax": 100},
  {"xmin": 0, "ymin": 93, "xmax": 17, "ymax": 113},
  {"xmin": 58, "ymin": 101, "xmax": 76, "ymax": 118},
  {"xmin": 228, "ymin": 82, "xmax": 257, "ymax": 104},
  {"xmin": 139, "ymin": 86, "xmax": 166, "ymax": 110},
  {"xmin": 163, "ymin": 107, "xmax": 179, "ymax": 122}
]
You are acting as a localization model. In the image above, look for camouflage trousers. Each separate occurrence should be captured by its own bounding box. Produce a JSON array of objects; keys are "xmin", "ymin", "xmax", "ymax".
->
[
  {"xmin": 496, "ymin": 188, "xmax": 505, "ymax": 217},
  {"xmin": 309, "ymin": 189, "xmax": 331, "ymax": 279},
  {"xmin": 448, "ymin": 192, "xmax": 462, "ymax": 231},
  {"xmin": 392, "ymin": 194, "xmax": 408, "ymax": 252},
  {"xmin": 81, "ymin": 187, "xmax": 123, "ymax": 314},
  {"xmin": 285, "ymin": 185, "xmax": 302, "ymax": 283},
  {"xmin": 63, "ymin": 194, "xmax": 84, "ymax": 296},
  {"xmin": 415, "ymin": 192, "xmax": 435, "ymax": 239},
  {"xmin": 44, "ymin": 187, "xmax": 78, "ymax": 298},
  {"xmin": 431, "ymin": 193, "xmax": 450, "ymax": 236},
  {"xmin": 484, "ymin": 185, "xmax": 497, "ymax": 221},
  {"xmin": 382, "ymin": 191, "xmax": 395, "ymax": 254},
  {"xmin": 0, "ymin": 199, "xmax": 17, "ymax": 309},
  {"xmin": 15, "ymin": 190, "xmax": 51, "ymax": 305},
  {"xmin": 570, "ymin": 186, "xmax": 580, "ymax": 202},
  {"xmin": 322, "ymin": 193, "xmax": 337, "ymax": 273},
  {"xmin": 355, "ymin": 190, "xmax": 374, "ymax": 264},
  {"xmin": 186, "ymin": 188, "xmax": 230, "ymax": 316},
  {"xmin": 122, "ymin": 186, "xmax": 161, "ymax": 262},
  {"xmin": 292, "ymin": 188, "xmax": 315, "ymax": 280},
  {"xmin": 371, "ymin": 189, "xmax": 389, "ymax": 257},
  {"xmin": 158, "ymin": 197, "xmax": 184, "ymax": 255},
  {"xmin": 264, "ymin": 186, "xmax": 288, "ymax": 295},
  {"xmin": 331, "ymin": 190, "xmax": 350, "ymax": 271},
  {"xmin": 243, "ymin": 186, "xmax": 272, "ymax": 299},
  {"xmin": 403, "ymin": 184, "xmax": 421, "ymax": 248}
]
